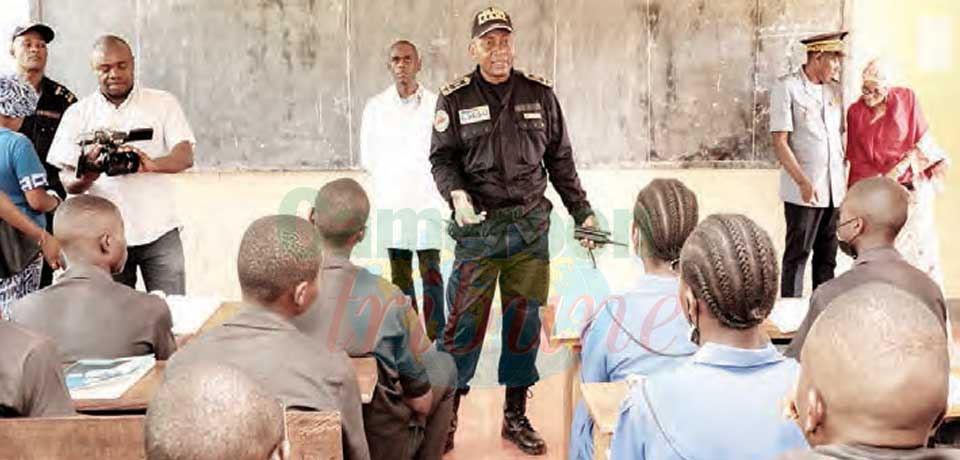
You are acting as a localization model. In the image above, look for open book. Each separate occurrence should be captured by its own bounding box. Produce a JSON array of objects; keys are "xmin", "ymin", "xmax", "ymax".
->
[{"xmin": 65, "ymin": 355, "xmax": 156, "ymax": 400}]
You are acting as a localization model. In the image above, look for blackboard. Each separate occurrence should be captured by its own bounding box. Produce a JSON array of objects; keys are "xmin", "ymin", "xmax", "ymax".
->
[{"xmin": 40, "ymin": 0, "xmax": 846, "ymax": 170}]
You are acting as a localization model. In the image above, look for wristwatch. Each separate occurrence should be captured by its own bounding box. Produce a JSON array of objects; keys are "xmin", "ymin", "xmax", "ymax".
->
[{"xmin": 46, "ymin": 189, "xmax": 63, "ymax": 209}]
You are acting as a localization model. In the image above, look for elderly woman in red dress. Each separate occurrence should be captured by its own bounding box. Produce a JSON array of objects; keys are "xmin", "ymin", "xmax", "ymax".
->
[{"xmin": 846, "ymin": 59, "xmax": 949, "ymax": 288}]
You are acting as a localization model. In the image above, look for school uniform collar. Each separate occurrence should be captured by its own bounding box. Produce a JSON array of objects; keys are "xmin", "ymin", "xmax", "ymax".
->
[
  {"xmin": 853, "ymin": 247, "xmax": 901, "ymax": 267},
  {"xmin": 814, "ymin": 443, "xmax": 931, "ymax": 459},
  {"xmin": 322, "ymin": 253, "xmax": 354, "ymax": 271},
  {"xmin": 58, "ymin": 262, "xmax": 115, "ymax": 283},
  {"xmin": 225, "ymin": 304, "xmax": 299, "ymax": 332},
  {"xmin": 693, "ymin": 342, "xmax": 784, "ymax": 368}
]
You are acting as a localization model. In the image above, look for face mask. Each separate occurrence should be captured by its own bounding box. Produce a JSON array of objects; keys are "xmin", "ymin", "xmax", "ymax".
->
[
  {"xmin": 838, "ymin": 238, "xmax": 857, "ymax": 259},
  {"xmin": 836, "ymin": 216, "xmax": 861, "ymax": 259},
  {"xmin": 681, "ymin": 293, "xmax": 700, "ymax": 345}
]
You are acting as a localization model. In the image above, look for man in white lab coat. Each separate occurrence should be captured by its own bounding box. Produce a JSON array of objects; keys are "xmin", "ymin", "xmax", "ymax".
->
[{"xmin": 360, "ymin": 40, "xmax": 446, "ymax": 342}]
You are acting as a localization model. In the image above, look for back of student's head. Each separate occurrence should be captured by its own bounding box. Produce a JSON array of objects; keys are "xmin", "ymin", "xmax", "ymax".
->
[
  {"xmin": 53, "ymin": 195, "xmax": 123, "ymax": 244},
  {"xmin": 841, "ymin": 176, "xmax": 909, "ymax": 241},
  {"xmin": 797, "ymin": 283, "xmax": 948, "ymax": 446},
  {"xmin": 145, "ymin": 364, "xmax": 284, "ymax": 460},
  {"xmin": 633, "ymin": 178, "xmax": 699, "ymax": 264},
  {"xmin": 237, "ymin": 215, "xmax": 322, "ymax": 306},
  {"xmin": 312, "ymin": 178, "xmax": 370, "ymax": 248},
  {"xmin": 679, "ymin": 214, "xmax": 779, "ymax": 329},
  {"xmin": 53, "ymin": 195, "xmax": 126, "ymax": 271}
]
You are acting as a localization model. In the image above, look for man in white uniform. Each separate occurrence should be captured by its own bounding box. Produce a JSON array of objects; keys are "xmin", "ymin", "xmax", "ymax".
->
[
  {"xmin": 360, "ymin": 40, "xmax": 446, "ymax": 341},
  {"xmin": 770, "ymin": 32, "xmax": 848, "ymax": 298},
  {"xmin": 48, "ymin": 35, "xmax": 195, "ymax": 295}
]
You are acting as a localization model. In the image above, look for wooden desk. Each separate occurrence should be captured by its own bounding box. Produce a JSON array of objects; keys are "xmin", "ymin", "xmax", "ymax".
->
[
  {"xmin": 73, "ymin": 357, "xmax": 378, "ymax": 413},
  {"xmin": 581, "ymin": 381, "xmax": 631, "ymax": 460},
  {"xmin": 761, "ymin": 319, "xmax": 794, "ymax": 344},
  {"xmin": 352, "ymin": 356, "xmax": 378, "ymax": 404},
  {"xmin": 543, "ymin": 303, "xmax": 582, "ymax": 460},
  {"xmin": 0, "ymin": 411, "xmax": 343, "ymax": 460},
  {"xmin": 73, "ymin": 362, "xmax": 166, "ymax": 413},
  {"xmin": 197, "ymin": 301, "xmax": 244, "ymax": 335}
]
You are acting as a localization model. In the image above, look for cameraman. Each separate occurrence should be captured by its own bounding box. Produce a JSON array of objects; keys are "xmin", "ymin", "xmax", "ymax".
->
[{"xmin": 48, "ymin": 35, "xmax": 195, "ymax": 295}]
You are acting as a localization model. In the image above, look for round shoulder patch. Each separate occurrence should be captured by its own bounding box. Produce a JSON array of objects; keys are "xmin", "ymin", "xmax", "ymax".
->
[{"xmin": 434, "ymin": 109, "xmax": 450, "ymax": 133}]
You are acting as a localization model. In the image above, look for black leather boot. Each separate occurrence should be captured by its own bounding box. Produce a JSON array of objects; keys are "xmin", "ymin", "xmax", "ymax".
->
[
  {"xmin": 445, "ymin": 388, "xmax": 468, "ymax": 453},
  {"xmin": 502, "ymin": 386, "xmax": 546, "ymax": 455}
]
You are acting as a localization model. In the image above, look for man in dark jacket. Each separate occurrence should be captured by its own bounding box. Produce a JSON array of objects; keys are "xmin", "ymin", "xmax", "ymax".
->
[{"xmin": 430, "ymin": 6, "xmax": 597, "ymax": 456}]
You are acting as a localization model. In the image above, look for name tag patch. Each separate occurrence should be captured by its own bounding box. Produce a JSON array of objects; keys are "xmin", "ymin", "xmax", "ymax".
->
[
  {"xmin": 514, "ymin": 103, "xmax": 542, "ymax": 112},
  {"xmin": 522, "ymin": 112, "xmax": 543, "ymax": 120},
  {"xmin": 458, "ymin": 106, "xmax": 491, "ymax": 125}
]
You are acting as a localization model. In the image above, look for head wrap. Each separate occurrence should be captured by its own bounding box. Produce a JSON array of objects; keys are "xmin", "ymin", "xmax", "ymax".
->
[
  {"xmin": 0, "ymin": 74, "xmax": 39, "ymax": 118},
  {"xmin": 862, "ymin": 58, "xmax": 891, "ymax": 85}
]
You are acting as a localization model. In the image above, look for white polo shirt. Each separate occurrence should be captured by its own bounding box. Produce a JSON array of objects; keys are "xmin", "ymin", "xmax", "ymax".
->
[
  {"xmin": 360, "ymin": 84, "xmax": 446, "ymax": 250},
  {"xmin": 47, "ymin": 86, "xmax": 196, "ymax": 246}
]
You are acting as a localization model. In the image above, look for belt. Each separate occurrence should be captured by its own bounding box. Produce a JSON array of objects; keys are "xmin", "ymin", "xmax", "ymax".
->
[
  {"xmin": 483, "ymin": 198, "xmax": 550, "ymax": 220},
  {"xmin": 485, "ymin": 205, "xmax": 528, "ymax": 220}
]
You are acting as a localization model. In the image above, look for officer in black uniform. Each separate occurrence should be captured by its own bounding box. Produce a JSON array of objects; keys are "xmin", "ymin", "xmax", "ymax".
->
[
  {"xmin": 11, "ymin": 23, "xmax": 76, "ymax": 287},
  {"xmin": 430, "ymin": 7, "xmax": 597, "ymax": 456}
]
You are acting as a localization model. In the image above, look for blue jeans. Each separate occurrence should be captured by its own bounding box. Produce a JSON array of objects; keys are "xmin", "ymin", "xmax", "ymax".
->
[{"xmin": 114, "ymin": 228, "xmax": 186, "ymax": 295}]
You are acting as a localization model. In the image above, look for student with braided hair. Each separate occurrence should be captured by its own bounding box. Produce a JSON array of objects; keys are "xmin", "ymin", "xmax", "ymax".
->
[
  {"xmin": 609, "ymin": 214, "xmax": 807, "ymax": 460},
  {"xmin": 569, "ymin": 178, "xmax": 699, "ymax": 460}
]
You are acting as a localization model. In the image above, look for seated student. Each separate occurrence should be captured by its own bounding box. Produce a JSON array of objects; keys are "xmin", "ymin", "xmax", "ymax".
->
[
  {"xmin": 782, "ymin": 283, "xmax": 960, "ymax": 460},
  {"xmin": 10, "ymin": 195, "xmax": 176, "ymax": 363},
  {"xmin": 0, "ymin": 320, "xmax": 74, "ymax": 417},
  {"xmin": 785, "ymin": 177, "xmax": 946, "ymax": 359},
  {"xmin": 609, "ymin": 214, "xmax": 807, "ymax": 459},
  {"xmin": 570, "ymin": 178, "xmax": 699, "ymax": 460},
  {"xmin": 168, "ymin": 215, "xmax": 369, "ymax": 460},
  {"xmin": 293, "ymin": 178, "xmax": 456, "ymax": 460},
  {"xmin": 145, "ymin": 364, "xmax": 289, "ymax": 460}
]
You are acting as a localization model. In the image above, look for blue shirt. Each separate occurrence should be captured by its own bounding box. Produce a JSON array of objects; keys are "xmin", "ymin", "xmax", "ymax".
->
[
  {"xmin": 0, "ymin": 128, "xmax": 47, "ymax": 228},
  {"xmin": 570, "ymin": 275, "xmax": 697, "ymax": 460},
  {"xmin": 609, "ymin": 342, "xmax": 808, "ymax": 460}
]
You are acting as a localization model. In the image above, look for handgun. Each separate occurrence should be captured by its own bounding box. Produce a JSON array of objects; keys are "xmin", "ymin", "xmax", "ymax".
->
[{"xmin": 574, "ymin": 226, "xmax": 627, "ymax": 268}]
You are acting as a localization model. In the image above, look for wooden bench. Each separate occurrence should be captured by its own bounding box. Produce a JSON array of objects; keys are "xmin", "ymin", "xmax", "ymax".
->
[{"xmin": 0, "ymin": 411, "xmax": 343, "ymax": 460}]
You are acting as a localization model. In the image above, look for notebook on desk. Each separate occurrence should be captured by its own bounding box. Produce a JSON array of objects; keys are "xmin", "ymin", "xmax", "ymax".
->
[{"xmin": 65, "ymin": 355, "xmax": 156, "ymax": 400}]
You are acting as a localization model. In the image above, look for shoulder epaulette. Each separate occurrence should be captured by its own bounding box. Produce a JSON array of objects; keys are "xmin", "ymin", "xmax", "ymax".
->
[
  {"xmin": 521, "ymin": 71, "xmax": 553, "ymax": 88},
  {"xmin": 53, "ymin": 83, "xmax": 77, "ymax": 104},
  {"xmin": 440, "ymin": 75, "xmax": 471, "ymax": 96}
]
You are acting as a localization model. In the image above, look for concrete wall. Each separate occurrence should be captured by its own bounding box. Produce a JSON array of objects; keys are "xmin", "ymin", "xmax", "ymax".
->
[
  {"xmin": 174, "ymin": 168, "xmax": 857, "ymax": 303},
  {"xmin": 36, "ymin": 0, "xmax": 844, "ymax": 169},
  {"xmin": 0, "ymin": 0, "xmax": 31, "ymax": 72}
]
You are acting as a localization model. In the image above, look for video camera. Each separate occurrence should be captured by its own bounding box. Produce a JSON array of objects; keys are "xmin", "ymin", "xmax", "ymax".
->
[{"xmin": 75, "ymin": 128, "xmax": 154, "ymax": 178}]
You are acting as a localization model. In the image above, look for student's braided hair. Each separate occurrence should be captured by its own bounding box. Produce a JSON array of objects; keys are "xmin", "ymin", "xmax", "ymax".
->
[
  {"xmin": 633, "ymin": 178, "xmax": 699, "ymax": 265},
  {"xmin": 679, "ymin": 214, "xmax": 779, "ymax": 329}
]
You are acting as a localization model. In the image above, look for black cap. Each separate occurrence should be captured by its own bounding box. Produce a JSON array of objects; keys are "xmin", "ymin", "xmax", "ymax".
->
[
  {"xmin": 472, "ymin": 7, "xmax": 513, "ymax": 40},
  {"xmin": 12, "ymin": 23, "xmax": 55, "ymax": 43}
]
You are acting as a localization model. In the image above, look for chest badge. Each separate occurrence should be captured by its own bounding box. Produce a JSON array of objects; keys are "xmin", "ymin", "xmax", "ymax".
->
[{"xmin": 458, "ymin": 106, "xmax": 491, "ymax": 125}]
